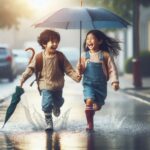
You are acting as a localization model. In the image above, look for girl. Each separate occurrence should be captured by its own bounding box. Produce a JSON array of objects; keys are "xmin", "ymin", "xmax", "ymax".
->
[{"xmin": 78, "ymin": 30, "xmax": 120, "ymax": 131}]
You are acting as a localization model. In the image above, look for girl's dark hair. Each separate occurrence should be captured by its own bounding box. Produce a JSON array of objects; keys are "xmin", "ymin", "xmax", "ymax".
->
[
  {"xmin": 83, "ymin": 30, "xmax": 121, "ymax": 56},
  {"xmin": 38, "ymin": 29, "xmax": 60, "ymax": 49}
]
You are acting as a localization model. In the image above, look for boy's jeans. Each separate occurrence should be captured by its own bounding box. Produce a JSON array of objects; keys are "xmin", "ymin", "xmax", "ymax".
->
[{"xmin": 41, "ymin": 89, "xmax": 64, "ymax": 113}]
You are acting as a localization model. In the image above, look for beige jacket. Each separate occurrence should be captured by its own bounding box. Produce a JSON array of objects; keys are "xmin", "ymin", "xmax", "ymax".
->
[
  {"xmin": 20, "ymin": 51, "xmax": 80, "ymax": 90},
  {"xmin": 80, "ymin": 51, "xmax": 119, "ymax": 84}
]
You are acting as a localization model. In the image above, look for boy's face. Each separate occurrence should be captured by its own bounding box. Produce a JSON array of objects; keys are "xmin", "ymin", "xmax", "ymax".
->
[{"xmin": 44, "ymin": 40, "xmax": 59, "ymax": 53}]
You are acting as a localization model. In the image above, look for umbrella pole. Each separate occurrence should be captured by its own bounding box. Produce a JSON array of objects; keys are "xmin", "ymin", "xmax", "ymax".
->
[{"xmin": 79, "ymin": 21, "xmax": 82, "ymax": 65}]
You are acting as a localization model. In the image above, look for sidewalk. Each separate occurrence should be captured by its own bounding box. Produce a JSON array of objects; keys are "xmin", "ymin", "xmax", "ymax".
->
[{"xmin": 120, "ymin": 74, "xmax": 150, "ymax": 103}]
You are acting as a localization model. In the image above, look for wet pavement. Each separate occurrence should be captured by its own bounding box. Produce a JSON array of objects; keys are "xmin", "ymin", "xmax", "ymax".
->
[{"xmin": 0, "ymin": 76, "xmax": 150, "ymax": 150}]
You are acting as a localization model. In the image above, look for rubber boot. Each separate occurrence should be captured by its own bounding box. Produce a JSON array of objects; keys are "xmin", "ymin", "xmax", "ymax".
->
[
  {"xmin": 45, "ymin": 113, "xmax": 53, "ymax": 131},
  {"xmin": 85, "ymin": 109, "xmax": 95, "ymax": 131}
]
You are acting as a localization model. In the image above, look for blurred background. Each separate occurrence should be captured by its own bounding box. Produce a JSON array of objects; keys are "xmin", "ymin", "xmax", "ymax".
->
[
  {"xmin": 0, "ymin": 1, "xmax": 150, "ymax": 150},
  {"xmin": 0, "ymin": 0, "xmax": 150, "ymax": 83}
]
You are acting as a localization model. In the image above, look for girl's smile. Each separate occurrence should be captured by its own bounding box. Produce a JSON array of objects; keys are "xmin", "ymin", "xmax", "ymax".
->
[{"xmin": 86, "ymin": 33, "xmax": 101, "ymax": 51}]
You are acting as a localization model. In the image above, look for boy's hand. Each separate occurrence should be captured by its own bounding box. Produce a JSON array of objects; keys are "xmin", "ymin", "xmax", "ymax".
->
[
  {"xmin": 20, "ymin": 80, "xmax": 24, "ymax": 87},
  {"xmin": 77, "ymin": 73, "xmax": 82, "ymax": 81},
  {"xmin": 112, "ymin": 82, "xmax": 120, "ymax": 91}
]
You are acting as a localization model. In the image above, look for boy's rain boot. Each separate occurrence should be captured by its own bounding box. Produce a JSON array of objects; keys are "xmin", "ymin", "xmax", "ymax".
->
[
  {"xmin": 85, "ymin": 106, "xmax": 95, "ymax": 131},
  {"xmin": 45, "ymin": 113, "xmax": 53, "ymax": 131},
  {"xmin": 53, "ymin": 105, "xmax": 60, "ymax": 117}
]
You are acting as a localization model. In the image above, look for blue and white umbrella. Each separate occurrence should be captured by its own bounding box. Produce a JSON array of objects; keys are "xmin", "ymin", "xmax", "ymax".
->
[{"xmin": 34, "ymin": 7, "xmax": 130, "ymax": 61}]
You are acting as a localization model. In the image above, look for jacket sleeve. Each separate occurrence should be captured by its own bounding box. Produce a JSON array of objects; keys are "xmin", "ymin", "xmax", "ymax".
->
[
  {"xmin": 106, "ymin": 53, "xmax": 119, "ymax": 84},
  {"xmin": 63, "ymin": 55, "xmax": 81, "ymax": 82},
  {"xmin": 20, "ymin": 55, "xmax": 36, "ymax": 83}
]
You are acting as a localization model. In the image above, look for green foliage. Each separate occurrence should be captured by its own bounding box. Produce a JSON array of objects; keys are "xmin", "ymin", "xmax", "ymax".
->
[
  {"xmin": 0, "ymin": 0, "xmax": 33, "ymax": 28},
  {"xmin": 125, "ymin": 57, "xmax": 133, "ymax": 73},
  {"xmin": 81, "ymin": 0, "xmax": 150, "ymax": 22},
  {"xmin": 141, "ymin": 0, "xmax": 150, "ymax": 7},
  {"xmin": 125, "ymin": 50, "xmax": 150, "ymax": 77}
]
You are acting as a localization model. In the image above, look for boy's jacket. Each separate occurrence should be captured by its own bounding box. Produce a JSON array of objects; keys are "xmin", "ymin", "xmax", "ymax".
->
[{"xmin": 20, "ymin": 50, "xmax": 80, "ymax": 91}]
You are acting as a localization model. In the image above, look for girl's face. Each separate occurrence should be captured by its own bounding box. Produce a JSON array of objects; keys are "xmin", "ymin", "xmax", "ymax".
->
[
  {"xmin": 44, "ymin": 40, "xmax": 59, "ymax": 54},
  {"xmin": 86, "ymin": 33, "xmax": 102, "ymax": 51}
]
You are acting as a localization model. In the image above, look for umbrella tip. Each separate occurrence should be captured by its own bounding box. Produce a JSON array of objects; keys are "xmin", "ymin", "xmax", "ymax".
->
[{"xmin": 1, "ymin": 123, "xmax": 5, "ymax": 128}]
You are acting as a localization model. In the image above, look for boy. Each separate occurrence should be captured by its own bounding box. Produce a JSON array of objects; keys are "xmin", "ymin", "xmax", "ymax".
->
[{"xmin": 20, "ymin": 29, "xmax": 81, "ymax": 130}]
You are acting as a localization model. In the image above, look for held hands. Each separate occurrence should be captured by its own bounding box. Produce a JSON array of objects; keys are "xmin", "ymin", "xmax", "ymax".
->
[
  {"xmin": 76, "ymin": 64, "xmax": 83, "ymax": 82},
  {"xmin": 112, "ymin": 82, "xmax": 120, "ymax": 91},
  {"xmin": 77, "ymin": 63, "xmax": 84, "ymax": 75},
  {"xmin": 77, "ymin": 73, "xmax": 82, "ymax": 81}
]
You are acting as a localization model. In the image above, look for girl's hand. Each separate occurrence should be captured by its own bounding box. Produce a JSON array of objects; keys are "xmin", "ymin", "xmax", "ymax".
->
[
  {"xmin": 77, "ymin": 64, "xmax": 84, "ymax": 75},
  {"xmin": 112, "ymin": 82, "xmax": 120, "ymax": 91},
  {"xmin": 77, "ymin": 74, "xmax": 82, "ymax": 81}
]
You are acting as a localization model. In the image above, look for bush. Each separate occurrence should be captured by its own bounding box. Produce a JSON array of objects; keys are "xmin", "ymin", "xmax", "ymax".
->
[
  {"xmin": 125, "ymin": 50, "xmax": 150, "ymax": 77},
  {"xmin": 125, "ymin": 57, "xmax": 132, "ymax": 73}
]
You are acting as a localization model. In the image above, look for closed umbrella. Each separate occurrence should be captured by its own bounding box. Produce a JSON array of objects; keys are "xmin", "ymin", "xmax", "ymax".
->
[
  {"xmin": 34, "ymin": 7, "xmax": 130, "ymax": 62},
  {"xmin": 2, "ymin": 86, "xmax": 24, "ymax": 128},
  {"xmin": 2, "ymin": 48, "xmax": 36, "ymax": 128}
]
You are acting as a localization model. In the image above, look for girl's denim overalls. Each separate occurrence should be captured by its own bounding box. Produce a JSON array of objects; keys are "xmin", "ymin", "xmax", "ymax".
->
[{"xmin": 83, "ymin": 51, "xmax": 107, "ymax": 105}]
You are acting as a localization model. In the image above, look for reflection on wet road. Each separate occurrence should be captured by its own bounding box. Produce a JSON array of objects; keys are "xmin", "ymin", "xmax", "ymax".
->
[{"xmin": 0, "ymin": 77, "xmax": 150, "ymax": 150}]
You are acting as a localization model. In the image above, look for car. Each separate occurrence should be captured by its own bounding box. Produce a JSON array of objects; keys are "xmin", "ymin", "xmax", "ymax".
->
[
  {"xmin": 12, "ymin": 49, "xmax": 30, "ymax": 75},
  {"xmin": 0, "ymin": 44, "xmax": 17, "ymax": 82}
]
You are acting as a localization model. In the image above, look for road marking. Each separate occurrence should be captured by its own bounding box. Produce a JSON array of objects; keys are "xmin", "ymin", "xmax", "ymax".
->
[
  {"xmin": 127, "ymin": 90, "xmax": 150, "ymax": 98},
  {"xmin": 125, "ymin": 94, "xmax": 150, "ymax": 106}
]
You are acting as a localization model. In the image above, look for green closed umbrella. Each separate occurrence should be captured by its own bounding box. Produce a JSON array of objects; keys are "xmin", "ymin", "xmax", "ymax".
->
[{"xmin": 2, "ymin": 86, "xmax": 24, "ymax": 128}]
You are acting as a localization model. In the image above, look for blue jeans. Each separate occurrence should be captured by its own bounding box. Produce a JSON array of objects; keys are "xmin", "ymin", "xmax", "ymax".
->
[{"xmin": 41, "ymin": 89, "xmax": 64, "ymax": 113}]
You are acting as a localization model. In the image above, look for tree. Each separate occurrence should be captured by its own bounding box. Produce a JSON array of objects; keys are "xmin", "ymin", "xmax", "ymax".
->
[
  {"xmin": 81, "ymin": 0, "xmax": 150, "ymax": 22},
  {"xmin": 0, "ymin": 0, "xmax": 33, "ymax": 28}
]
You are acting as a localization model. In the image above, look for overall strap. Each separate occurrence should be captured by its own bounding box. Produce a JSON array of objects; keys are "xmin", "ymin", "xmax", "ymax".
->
[
  {"xmin": 85, "ymin": 51, "xmax": 104, "ymax": 62},
  {"xmin": 99, "ymin": 51, "xmax": 104, "ymax": 61},
  {"xmin": 85, "ymin": 51, "xmax": 90, "ymax": 59}
]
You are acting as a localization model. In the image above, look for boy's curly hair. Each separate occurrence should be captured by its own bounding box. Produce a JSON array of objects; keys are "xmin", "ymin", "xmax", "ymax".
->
[{"xmin": 38, "ymin": 29, "xmax": 60, "ymax": 49}]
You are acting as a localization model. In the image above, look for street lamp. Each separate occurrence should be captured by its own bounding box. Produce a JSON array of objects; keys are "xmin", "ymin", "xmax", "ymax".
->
[{"xmin": 132, "ymin": 0, "xmax": 142, "ymax": 88}]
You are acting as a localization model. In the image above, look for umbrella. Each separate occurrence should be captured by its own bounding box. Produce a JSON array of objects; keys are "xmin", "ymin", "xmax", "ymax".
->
[
  {"xmin": 2, "ymin": 86, "xmax": 24, "ymax": 128},
  {"xmin": 34, "ymin": 7, "xmax": 130, "ymax": 62}
]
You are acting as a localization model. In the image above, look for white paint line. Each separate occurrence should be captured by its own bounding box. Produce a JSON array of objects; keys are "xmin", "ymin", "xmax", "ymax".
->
[
  {"xmin": 125, "ymin": 94, "xmax": 150, "ymax": 106},
  {"xmin": 128, "ymin": 90, "xmax": 150, "ymax": 98}
]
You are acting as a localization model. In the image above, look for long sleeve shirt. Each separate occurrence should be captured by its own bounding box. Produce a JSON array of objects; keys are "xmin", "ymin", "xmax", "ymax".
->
[
  {"xmin": 80, "ymin": 51, "xmax": 119, "ymax": 84},
  {"xmin": 20, "ymin": 51, "xmax": 80, "ymax": 90}
]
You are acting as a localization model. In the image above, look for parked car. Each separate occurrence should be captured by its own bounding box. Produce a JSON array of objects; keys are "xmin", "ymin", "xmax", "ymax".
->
[
  {"xmin": 12, "ymin": 49, "xmax": 30, "ymax": 75},
  {"xmin": 0, "ymin": 44, "xmax": 17, "ymax": 82}
]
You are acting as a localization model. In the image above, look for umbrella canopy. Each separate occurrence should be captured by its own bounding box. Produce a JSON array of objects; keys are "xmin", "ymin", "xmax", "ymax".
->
[
  {"xmin": 2, "ymin": 86, "xmax": 24, "ymax": 128},
  {"xmin": 34, "ymin": 7, "xmax": 130, "ymax": 29},
  {"xmin": 34, "ymin": 7, "xmax": 130, "ymax": 62}
]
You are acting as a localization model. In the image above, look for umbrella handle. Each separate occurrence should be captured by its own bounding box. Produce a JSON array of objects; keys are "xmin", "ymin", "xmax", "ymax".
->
[{"xmin": 25, "ymin": 47, "xmax": 35, "ymax": 64}]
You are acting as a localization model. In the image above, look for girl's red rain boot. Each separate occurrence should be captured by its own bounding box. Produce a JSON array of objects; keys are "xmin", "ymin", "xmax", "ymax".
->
[{"xmin": 85, "ymin": 109, "xmax": 95, "ymax": 131}]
